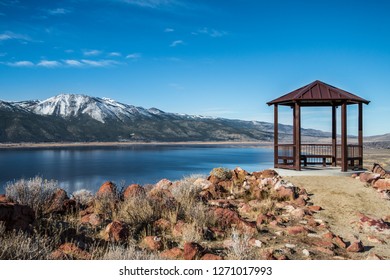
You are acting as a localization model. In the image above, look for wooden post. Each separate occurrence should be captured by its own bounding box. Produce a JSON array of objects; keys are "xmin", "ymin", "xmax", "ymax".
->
[
  {"xmin": 332, "ymin": 105, "xmax": 337, "ymax": 166},
  {"xmin": 294, "ymin": 103, "xmax": 301, "ymax": 171},
  {"xmin": 274, "ymin": 105, "xmax": 278, "ymax": 168},
  {"xmin": 341, "ymin": 103, "xmax": 348, "ymax": 172},
  {"xmin": 358, "ymin": 103, "xmax": 363, "ymax": 168}
]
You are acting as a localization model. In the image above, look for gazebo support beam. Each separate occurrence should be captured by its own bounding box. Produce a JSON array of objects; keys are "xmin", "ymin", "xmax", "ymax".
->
[
  {"xmin": 274, "ymin": 104, "xmax": 278, "ymax": 168},
  {"xmin": 358, "ymin": 103, "xmax": 363, "ymax": 168},
  {"xmin": 294, "ymin": 103, "xmax": 301, "ymax": 171},
  {"xmin": 341, "ymin": 103, "xmax": 348, "ymax": 172},
  {"xmin": 332, "ymin": 105, "xmax": 337, "ymax": 167}
]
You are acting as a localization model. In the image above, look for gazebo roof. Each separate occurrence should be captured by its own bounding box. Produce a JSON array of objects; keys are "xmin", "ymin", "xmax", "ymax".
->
[{"xmin": 267, "ymin": 80, "xmax": 370, "ymax": 106}]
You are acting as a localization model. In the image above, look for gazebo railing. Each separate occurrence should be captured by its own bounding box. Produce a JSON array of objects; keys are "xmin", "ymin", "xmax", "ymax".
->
[{"xmin": 275, "ymin": 143, "xmax": 362, "ymax": 169}]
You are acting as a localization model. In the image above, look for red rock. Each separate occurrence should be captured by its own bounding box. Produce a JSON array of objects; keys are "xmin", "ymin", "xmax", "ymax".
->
[
  {"xmin": 367, "ymin": 235, "xmax": 386, "ymax": 244},
  {"xmin": 123, "ymin": 184, "xmax": 145, "ymax": 199},
  {"xmin": 183, "ymin": 242, "xmax": 203, "ymax": 260},
  {"xmin": 160, "ymin": 248, "xmax": 183, "ymax": 259},
  {"xmin": 0, "ymin": 202, "xmax": 35, "ymax": 231},
  {"xmin": 212, "ymin": 207, "xmax": 242, "ymax": 229},
  {"xmin": 81, "ymin": 213, "xmax": 102, "ymax": 227},
  {"xmin": 0, "ymin": 194, "xmax": 8, "ymax": 203},
  {"xmin": 208, "ymin": 175, "xmax": 221, "ymax": 185},
  {"xmin": 260, "ymin": 250, "xmax": 276, "ymax": 260},
  {"xmin": 45, "ymin": 188, "xmax": 70, "ymax": 214},
  {"xmin": 293, "ymin": 196, "xmax": 307, "ymax": 206},
  {"xmin": 286, "ymin": 225, "xmax": 308, "ymax": 235},
  {"xmin": 154, "ymin": 218, "xmax": 171, "ymax": 232},
  {"xmin": 141, "ymin": 236, "xmax": 163, "ymax": 251},
  {"xmin": 103, "ymin": 220, "xmax": 129, "ymax": 242},
  {"xmin": 97, "ymin": 181, "xmax": 116, "ymax": 197},
  {"xmin": 322, "ymin": 231, "xmax": 335, "ymax": 239},
  {"xmin": 357, "ymin": 213, "xmax": 390, "ymax": 234},
  {"xmin": 51, "ymin": 243, "xmax": 91, "ymax": 260},
  {"xmin": 315, "ymin": 247, "xmax": 335, "ymax": 256},
  {"xmin": 172, "ymin": 220, "xmax": 186, "ymax": 238},
  {"xmin": 290, "ymin": 208, "xmax": 306, "ymax": 220},
  {"xmin": 155, "ymin": 179, "xmax": 172, "ymax": 190},
  {"xmin": 333, "ymin": 236, "xmax": 347, "ymax": 248},
  {"xmin": 347, "ymin": 241, "xmax": 364, "ymax": 252},
  {"xmin": 359, "ymin": 173, "xmax": 381, "ymax": 184},
  {"xmin": 260, "ymin": 169, "xmax": 278, "ymax": 178},
  {"xmin": 373, "ymin": 179, "xmax": 390, "ymax": 191},
  {"xmin": 201, "ymin": 253, "xmax": 223, "ymax": 260},
  {"xmin": 308, "ymin": 205, "xmax": 322, "ymax": 212},
  {"xmin": 256, "ymin": 214, "xmax": 268, "ymax": 227},
  {"xmin": 274, "ymin": 186, "xmax": 295, "ymax": 201},
  {"xmin": 277, "ymin": 255, "xmax": 289, "ymax": 260},
  {"xmin": 371, "ymin": 163, "xmax": 390, "ymax": 178},
  {"xmin": 314, "ymin": 240, "xmax": 335, "ymax": 249}
]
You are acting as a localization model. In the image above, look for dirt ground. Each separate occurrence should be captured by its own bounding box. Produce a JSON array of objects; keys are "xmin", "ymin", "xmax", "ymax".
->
[
  {"xmin": 364, "ymin": 148, "xmax": 390, "ymax": 170},
  {"xmin": 286, "ymin": 175, "xmax": 390, "ymax": 259}
]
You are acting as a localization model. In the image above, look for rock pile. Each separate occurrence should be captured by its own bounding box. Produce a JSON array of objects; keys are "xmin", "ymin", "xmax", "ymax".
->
[{"xmin": 354, "ymin": 163, "xmax": 390, "ymax": 200}]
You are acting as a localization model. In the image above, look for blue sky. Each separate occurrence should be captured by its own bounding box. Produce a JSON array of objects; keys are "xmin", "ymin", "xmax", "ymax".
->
[{"xmin": 1, "ymin": 0, "xmax": 390, "ymax": 136}]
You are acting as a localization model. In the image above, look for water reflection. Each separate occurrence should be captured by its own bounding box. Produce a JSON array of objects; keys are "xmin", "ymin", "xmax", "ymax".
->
[{"xmin": 0, "ymin": 145, "xmax": 273, "ymax": 194}]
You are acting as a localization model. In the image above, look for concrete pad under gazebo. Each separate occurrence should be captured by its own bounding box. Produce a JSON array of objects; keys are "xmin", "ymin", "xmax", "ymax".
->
[{"xmin": 267, "ymin": 80, "xmax": 370, "ymax": 172}]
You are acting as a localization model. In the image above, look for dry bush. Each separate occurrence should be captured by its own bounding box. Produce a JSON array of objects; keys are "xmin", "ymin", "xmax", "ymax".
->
[
  {"xmin": 258, "ymin": 197, "xmax": 276, "ymax": 215},
  {"xmin": 181, "ymin": 222, "xmax": 202, "ymax": 243},
  {"xmin": 210, "ymin": 167, "xmax": 232, "ymax": 180},
  {"xmin": 171, "ymin": 176, "xmax": 204, "ymax": 217},
  {"xmin": 226, "ymin": 228, "xmax": 259, "ymax": 260},
  {"xmin": 99, "ymin": 244, "xmax": 162, "ymax": 260},
  {"xmin": 72, "ymin": 189, "xmax": 94, "ymax": 206},
  {"xmin": 0, "ymin": 223, "xmax": 56, "ymax": 260},
  {"xmin": 117, "ymin": 195, "xmax": 155, "ymax": 227},
  {"xmin": 5, "ymin": 176, "xmax": 58, "ymax": 217},
  {"xmin": 94, "ymin": 193, "xmax": 117, "ymax": 220}
]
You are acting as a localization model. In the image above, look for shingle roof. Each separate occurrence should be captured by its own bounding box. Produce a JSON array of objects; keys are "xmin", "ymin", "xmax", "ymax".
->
[{"xmin": 267, "ymin": 80, "xmax": 370, "ymax": 106}]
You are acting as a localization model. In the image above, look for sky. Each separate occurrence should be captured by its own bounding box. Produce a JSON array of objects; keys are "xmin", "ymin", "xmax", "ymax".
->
[{"xmin": 1, "ymin": 0, "xmax": 390, "ymax": 136}]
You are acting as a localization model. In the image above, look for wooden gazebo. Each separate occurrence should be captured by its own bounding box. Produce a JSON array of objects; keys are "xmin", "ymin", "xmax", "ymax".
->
[{"xmin": 267, "ymin": 80, "xmax": 370, "ymax": 172}]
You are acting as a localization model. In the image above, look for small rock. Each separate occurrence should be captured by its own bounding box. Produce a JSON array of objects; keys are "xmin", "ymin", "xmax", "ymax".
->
[
  {"xmin": 97, "ymin": 181, "xmax": 116, "ymax": 197},
  {"xmin": 333, "ymin": 236, "xmax": 347, "ymax": 249},
  {"xmin": 302, "ymin": 249, "xmax": 310, "ymax": 257},
  {"xmin": 322, "ymin": 231, "xmax": 335, "ymax": 239},
  {"xmin": 347, "ymin": 241, "xmax": 364, "ymax": 253},
  {"xmin": 373, "ymin": 179, "xmax": 390, "ymax": 191},
  {"xmin": 286, "ymin": 225, "xmax": 308, "ymax": 235},
  {"xmin": 141, "ymin": 236, "xmax": 163, "ymax": 251},
  {"xmin": 308, "ymin": 205, "xmax": 322, "ymax": 212},
  {"xmin": 183, "ymin": 242, "xmax": 203, "ymax": 260},
  {"xmin": 102, "ymin": 220, "xmax": 129, "ymax": 242},
  {"xmin": 285, "ymin": 243, "xmax": 296, "ymax": 249},
  {"xmin": 155, "ymin": 179, "xmax": 173, "ymax": 190},
  {"xmin": 367, "ymin": 235, "xmax": 386, "ymax": 244}
]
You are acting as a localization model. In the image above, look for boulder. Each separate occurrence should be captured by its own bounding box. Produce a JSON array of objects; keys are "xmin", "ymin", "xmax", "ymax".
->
[
  {"xmin": 97, "ymin": 181, "xmax": 117, "ymax": 197},
  {"xmin": 123, "ymin": 184, "xmax": 145, "ymax": 199},
  {"xmin": 0, "ymin": 194, "xmax": 8, "ymax": 203},
  {"xmin": 371, "ymin": 163, "xmax": 390, "ymax": 178},
  {"xmin": 160, "ymin": 247, "xmax": 183, "ymax": 259},
  {"xmin": 80, "ymin": 213, "xmax": 103, "ymax": 227},
  {"xmin": 172, "ymin": 220, "xmax": 186, "ymax": 238},
  {"xmin": 155, "ymin": 179, "xmax": 172, "ymax": 190},
  {"xmin": 333, "ymin": 236, "xmax": 347, "ymax": 249},
  {"xmin": 0, "ymin": 202, "xmax": 35, "ymax": 231},
  {"xmin": 183, "ymin": 242, "xmax": 203, "ymax": 260},
  {"xmin": 102, "ymin": 220, "xmax": 129, "ymax": 242},
  {"xmin": 260, "ymin": 169, "xmax": 278, "ymax": 178},
  {"xmin": 46, "ymin": 188, "xmax": 75, "ymax": 214},
  {"xmin": 141, "ymin": 236, "xmax": 163, "ymax": 251}
]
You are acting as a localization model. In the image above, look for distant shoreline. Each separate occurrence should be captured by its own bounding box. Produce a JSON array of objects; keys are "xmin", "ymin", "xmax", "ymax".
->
[{"xmin": 0, "ymin": 141, "xmax": 274, "ymax": 149}]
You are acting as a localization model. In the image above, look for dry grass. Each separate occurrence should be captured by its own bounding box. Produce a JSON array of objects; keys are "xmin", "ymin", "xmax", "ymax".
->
[
  {"xmin": 5, "ymin": 176, "xmax": 58, "ymax": 217},
  {"xmin": 226, "ymin": 228, "xmax": 259, "ymax": 260},
  {"xmin": 99, "ymin": 244, "xmax": 163, "ymax": 260},
  {"xmin": 72, "ymin": 189, "xmax": 94, "ymax": 206},
  {"xmin": 117, "ymin": 195, "xmax": 155, "ymax": 227}
]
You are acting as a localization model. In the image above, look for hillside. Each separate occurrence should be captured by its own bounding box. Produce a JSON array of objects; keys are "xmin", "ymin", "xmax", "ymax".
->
[{"xmin": 0, "ymin": 94, "xmax": 331, "ymax": 143}]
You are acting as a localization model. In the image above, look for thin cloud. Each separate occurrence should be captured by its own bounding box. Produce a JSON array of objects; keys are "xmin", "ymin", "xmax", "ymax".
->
[
  {"xmin": 164, "ymin": 28, "xmax": 174, "ymax": 32},
  {"xmin": 81, "ymin": 59, "xmax": 119, "ymax": 67},
  {"xmin": 6, "ymin": 60, "xmax": 34, "ymax": 67},
  {"xmin": 37, "ymin": 60, "xmax": 61, "ymax": 68},
  {"xmin": 170, "ymin": 40, "xmax": 184, "ymax": 47},
  {"xmin": 63, "ymin": 59, "xmax": 83, "ymax": 67},
  {"xmin": 108, "ymin": 52, "xmax": 122, "ymax": 57},
  {"xmin": 126, "ymin": 53, "xmax": 141, "ymax": 59},
  {"xmin": 47, "ymin": 8, "xmax": 70, "ymax": 15},
  {"xmin": 83, "ymin": 50, "xmax": 102, "ymax": 56},
  {"xmin": 194, "ymin": 27, "xmax": 228, "ymax": 38},
  {"xmin": 121, "ymin": 0, "xmax": 178, "ymax": 9},
  {"xmin": 0, "ymin": 31, "xmax": 31, "ymax": 42}
]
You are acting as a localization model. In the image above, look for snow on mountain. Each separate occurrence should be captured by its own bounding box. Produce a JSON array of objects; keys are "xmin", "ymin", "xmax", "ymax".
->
[{"xmin": 23, "ymin": 94, "xmax": 163, "ymax": 123}]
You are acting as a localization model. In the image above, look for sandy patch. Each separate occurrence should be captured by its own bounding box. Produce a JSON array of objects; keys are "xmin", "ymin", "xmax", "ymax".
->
[{"xmin": 286, "ymin": 176, "xmax": 390, "ymax": 259}]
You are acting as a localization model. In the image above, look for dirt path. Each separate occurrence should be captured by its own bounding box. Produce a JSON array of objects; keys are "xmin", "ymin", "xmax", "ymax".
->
[{"xmin": 286, "ymin": 176, "xmax": 390, "ymax": 259}]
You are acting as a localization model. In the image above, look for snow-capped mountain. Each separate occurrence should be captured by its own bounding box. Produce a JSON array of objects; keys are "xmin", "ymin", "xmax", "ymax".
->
[
  {"xmin": 0, "ymin": 93, "xmax": 331, "ymax": 143},
  {"xmin": 22, "ymin": 94, "xmax": 165, "ymax": 123}
]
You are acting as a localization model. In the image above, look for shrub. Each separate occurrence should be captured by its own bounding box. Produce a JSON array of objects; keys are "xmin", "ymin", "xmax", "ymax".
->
[
  {"xmin": 72, "ymin": 189, "xmax": 94, "ymax": 206},
  {"xmin": 117, "ymin": 196, "xmax": 155, "ymax": 227},
  {"xmin": 210, "ymin": 167, "xmax": 232, "ymax": 180},
  {"xmin": 226, "ymin": 228, "xmax": 259, "ymax": 260},
  {"xmin": 5, "ymin": 176, "xmax": 58, "ymax": 216},
  {"xmin": 100, "ymin": 244, "xmax": 162, "ymax": 260}
]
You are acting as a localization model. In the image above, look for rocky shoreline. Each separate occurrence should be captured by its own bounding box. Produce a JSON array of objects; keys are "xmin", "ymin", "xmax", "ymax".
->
[{"xmin": 1, "ymin": 167, "xmax": 389, "ymax": 260}]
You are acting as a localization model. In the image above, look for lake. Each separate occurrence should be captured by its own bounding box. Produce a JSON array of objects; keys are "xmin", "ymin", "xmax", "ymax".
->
[{"xmin": 0, "ymin": 145, "xmax": 273, "ymax": 194}]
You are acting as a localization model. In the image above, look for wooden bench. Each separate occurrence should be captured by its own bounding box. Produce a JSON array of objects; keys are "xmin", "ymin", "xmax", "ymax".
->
[{"xmin": 300, "ymin": 155, "xmax": 334, "ymax": 167}]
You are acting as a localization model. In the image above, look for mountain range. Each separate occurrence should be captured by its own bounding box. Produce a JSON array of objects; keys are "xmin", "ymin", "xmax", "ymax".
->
[{"xmin": 0, "ymin": 93, "xmax": 332, "ymax": 143}]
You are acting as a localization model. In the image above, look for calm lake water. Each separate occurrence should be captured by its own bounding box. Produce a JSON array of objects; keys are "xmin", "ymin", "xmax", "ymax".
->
[{"xmin": 0, "ymin": 145, "xmax": 273, "ymax": 194}]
